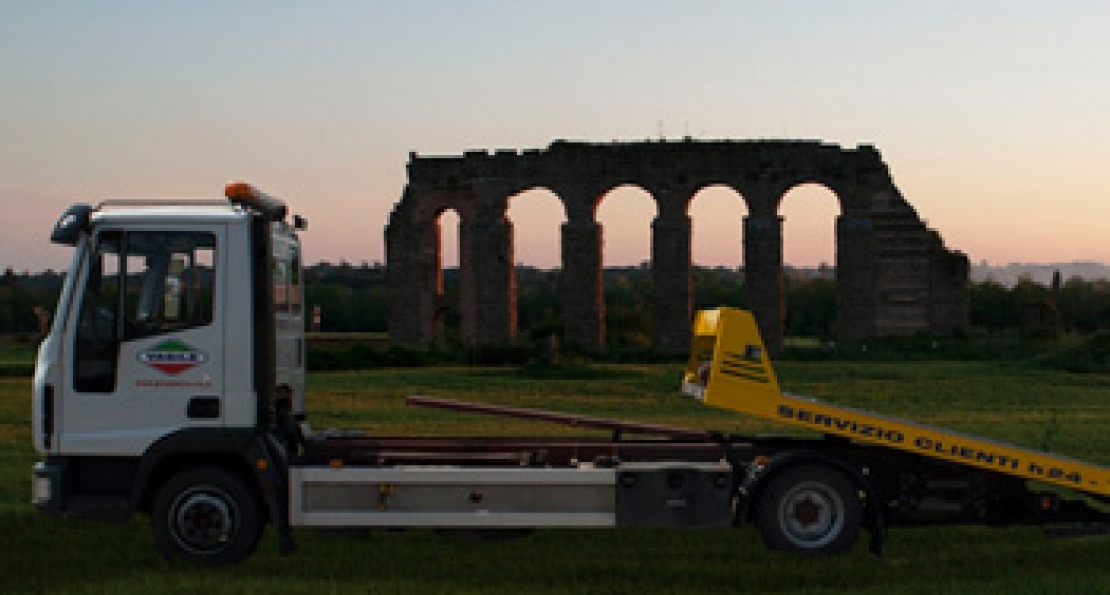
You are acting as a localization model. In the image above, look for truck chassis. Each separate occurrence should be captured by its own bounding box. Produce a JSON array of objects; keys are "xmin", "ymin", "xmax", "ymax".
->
[{"xmin": 281, "ymin": 394, "xmax": 1110, "ymax": 559}]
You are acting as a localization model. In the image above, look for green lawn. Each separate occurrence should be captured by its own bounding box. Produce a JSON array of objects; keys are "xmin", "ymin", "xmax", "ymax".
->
[
  {"xmin": 0, "ymin": 340, "xmax": 35, "ymax": 377},
  {"xmin": 2, "ymin": 361, "xmax": 1110, "ymax": 593}
]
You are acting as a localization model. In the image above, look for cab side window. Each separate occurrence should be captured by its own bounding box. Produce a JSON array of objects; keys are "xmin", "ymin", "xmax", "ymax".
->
[
  {"xmin": 73, "ymin": 231, "xmax": 217, "ymax": 393},
  {"xmin": 74, "ymin": 232, "xmax": 122, "ymax": 393},
  {"xmin": 289, "ymin": 245, "xmax": 302, "ymax": 314},
  {"xmin": 273, "ymin": 259, "xmax": 290, "ymax": 314},
  {"xmin": 123, "ymin": 232, "xmax": 216, "ymax": 338}
]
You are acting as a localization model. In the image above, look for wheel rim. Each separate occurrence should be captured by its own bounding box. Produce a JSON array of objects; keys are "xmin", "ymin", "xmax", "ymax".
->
[
  {"xmin": 776, "ymin": 480, "xmax": 845, "ymax": 549},
  {"xmin": 170, "ymin": 486, "xmax": 238, "ymax": 556}
]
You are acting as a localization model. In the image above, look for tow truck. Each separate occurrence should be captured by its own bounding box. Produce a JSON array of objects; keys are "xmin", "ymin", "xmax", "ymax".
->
[{"xmin": 32, "ymin": 183, "xmax": 1110, "ymax": 564}]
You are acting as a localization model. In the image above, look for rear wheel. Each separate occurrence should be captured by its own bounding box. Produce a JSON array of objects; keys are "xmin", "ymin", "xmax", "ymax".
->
[
  {"xmin": 151, "ymin": 467, "xmax": 263, "ymax": 565},
  {"xmin": 755, "ymin": 464, "xmax": 861, "ymax": 555}
]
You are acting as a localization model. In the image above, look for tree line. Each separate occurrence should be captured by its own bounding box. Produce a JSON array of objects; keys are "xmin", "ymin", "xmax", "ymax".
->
[{"xmin": 2, "ymin": 263, "xmax": 1109, "ymax": 342}]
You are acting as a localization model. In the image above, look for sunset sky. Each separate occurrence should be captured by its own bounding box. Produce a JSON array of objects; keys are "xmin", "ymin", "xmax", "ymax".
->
[{"xmin": 2, "ymin": 1, "xmax": 1107, "ymax": 271}]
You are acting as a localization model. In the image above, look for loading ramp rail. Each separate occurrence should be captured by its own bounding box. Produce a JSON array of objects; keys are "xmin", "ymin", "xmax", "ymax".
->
[{"xmin": 681, "ymin": 308, "xmax": 1110, "ymax": 499}]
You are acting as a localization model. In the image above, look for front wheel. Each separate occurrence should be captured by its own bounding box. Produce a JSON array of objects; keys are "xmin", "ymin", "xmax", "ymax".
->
[
  {"xmin": 151, "ymin": 467, "xmax": 264, "ymax": 565},
  {"xmin": 754, "ymin": 464, "xmax": 862, "ymax": 555}
]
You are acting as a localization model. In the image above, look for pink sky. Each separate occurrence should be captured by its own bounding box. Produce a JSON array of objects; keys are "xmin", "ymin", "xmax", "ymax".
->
[{"xmin": 2, "ymin": 2, "xmax": 1107, "ymax": 272}]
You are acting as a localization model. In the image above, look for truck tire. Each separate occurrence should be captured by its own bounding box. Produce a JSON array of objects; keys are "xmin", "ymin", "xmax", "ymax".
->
[
  {"xmin": 754, "ymin": 464, "xmax": 861, "ymax": 555},
  {"xmin": 151, "ymin": 466, "xmax": 264, "ymax": 565}
]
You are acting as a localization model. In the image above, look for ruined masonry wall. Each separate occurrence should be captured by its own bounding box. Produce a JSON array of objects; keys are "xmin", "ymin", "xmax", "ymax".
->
[{"xmin": 385, "ymin": 140, "xmax": 969, "ymax": 352}]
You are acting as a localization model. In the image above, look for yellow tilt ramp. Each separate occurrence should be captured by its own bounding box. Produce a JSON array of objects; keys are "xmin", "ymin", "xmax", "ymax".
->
[{"xmin": 683, "ymin": 308, "xmax": 1110, "ymax": 498}]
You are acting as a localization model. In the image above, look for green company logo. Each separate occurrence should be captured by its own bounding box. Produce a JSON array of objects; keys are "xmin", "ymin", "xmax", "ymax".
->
[{"xmin": 137, "ymin": 340, "xmax": 207, "ymax": 375}]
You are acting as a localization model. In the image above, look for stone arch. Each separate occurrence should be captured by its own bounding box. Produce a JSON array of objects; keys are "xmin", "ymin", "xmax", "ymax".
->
[
  {"xmin": 687, "ymin": 183, "xmax": 748, "ymax": 264},
  {"xmin": 776, "ymin": 181, "xmax": 842, "ymax": 274},
  {"xmin": 432, "ymin": 207, "xmax": 462, "ymax": 344},
  {"xmin": 594, "ymin": 182, "xmax": 658, "ymax": 264},
  {"xmin": 594, "ymin": 183, "xmax": 657, "ymax": 348},
  {"xmin": 774, "ymin": 180, "xmax": 846, "ymax": 214},
  {"xmin": 505, "ymin": 186, "xmax": 566, "ymax": 341},
  {"xmin": 385, "ymin": 187, "xmax": 474, "ymax": 347},
  {"xmin": 386, "ymin": 141, "xmax": 969, "ymax": 352},
  {"xmin": 687, "ymin": 184, "xmax": 748, "ymax": 312},
  {"xmin": 777, "ymin": 183, "xmax": 840, "ymax": 340},
  {"xmin": 505, "ymin": 185, "xmax": 569, "ymax": 253}
]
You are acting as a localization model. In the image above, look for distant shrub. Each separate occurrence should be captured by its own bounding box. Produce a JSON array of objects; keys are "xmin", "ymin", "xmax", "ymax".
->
[
  {"xmin": 777, "ymin": 330, "xmax": 1067, "ymax": 363},
  {"xmin": 307, "ymin": 342, "xmax": 455, "ymax": 371},
  {"xmin": 0, "ymin": 363, "xmax": 33, "ymax": 378},
  {"xmin": 1035, "ymin": 332, "xmax": 1110, "ymax": 374},
  {"xmin": 305, "ymin": 329, "xmax": 1101, "ymax": 371},
  {"xmin": 466, "ymin": 345, "xmax": 532, "ymax": 366},
  {"xmin": 307, "ymin": 340, "xmax": 543, "ymax": 370}
]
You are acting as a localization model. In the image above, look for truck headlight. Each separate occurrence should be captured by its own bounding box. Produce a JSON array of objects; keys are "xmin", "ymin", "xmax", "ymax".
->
[{"xmin": 32, "ymin": 476, "xmax": 52, "ymax": 505}]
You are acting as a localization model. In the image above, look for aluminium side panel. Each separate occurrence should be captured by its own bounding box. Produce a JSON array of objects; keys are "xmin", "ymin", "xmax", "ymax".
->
[{"xmin": 290, "ymin": 466, "xmax": 617, "ymax": 528}]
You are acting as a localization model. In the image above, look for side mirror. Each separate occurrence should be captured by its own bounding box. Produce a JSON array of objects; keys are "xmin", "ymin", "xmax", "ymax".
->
[{"xmin": 50, "ymin": 204, "xmax": 93, "ymax": 246}]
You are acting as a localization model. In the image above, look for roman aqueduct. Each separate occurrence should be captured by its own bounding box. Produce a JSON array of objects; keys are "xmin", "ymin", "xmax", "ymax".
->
[{"xmin": 385, "ymin": 140, "xmax": 969, "ymax": 352}]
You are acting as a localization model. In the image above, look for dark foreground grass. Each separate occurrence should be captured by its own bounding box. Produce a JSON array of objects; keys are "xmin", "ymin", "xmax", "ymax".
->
[
  {"xmin": 2, "ymin": 362, "xmax": 1110, "ymax": 594},
  {"xmin": 4, "ymin": 515, "xmax": 1110, "ymax": 594}
]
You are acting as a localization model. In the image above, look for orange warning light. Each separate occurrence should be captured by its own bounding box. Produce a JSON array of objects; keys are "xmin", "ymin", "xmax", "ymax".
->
[{"xmin": 224, "ymin": 181, "xmax": 257, "ymax": 200}]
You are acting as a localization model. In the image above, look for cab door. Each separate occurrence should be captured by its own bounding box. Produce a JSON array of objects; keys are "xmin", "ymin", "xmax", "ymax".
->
[{"xmin": 59, "ymin": 225, "xmax": 226, "ymax": 456}]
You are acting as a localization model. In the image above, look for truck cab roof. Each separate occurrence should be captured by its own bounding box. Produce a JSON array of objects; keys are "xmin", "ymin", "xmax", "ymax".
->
[
  {"xmin": 93, "ymin": 202, "xmax": 252, "ymax": 226},
  {"xmin": 50, "ymin": 183, "xmax": 298, "ymax": 246}
]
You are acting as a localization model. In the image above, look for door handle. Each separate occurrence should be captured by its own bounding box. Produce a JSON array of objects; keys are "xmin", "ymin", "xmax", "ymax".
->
[{"xmin": 186, "ymin": 397, "xmax": 221, "ymax": 420}]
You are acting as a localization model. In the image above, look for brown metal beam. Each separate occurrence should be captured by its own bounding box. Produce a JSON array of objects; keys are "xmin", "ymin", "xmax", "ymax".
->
[
  {"xmin": 406, "ymin": 395, "xmax": 713, "ymax": 440},
  {"xmin": 300, "ymin": 436, "xmax": 737, "ymax": 467}
]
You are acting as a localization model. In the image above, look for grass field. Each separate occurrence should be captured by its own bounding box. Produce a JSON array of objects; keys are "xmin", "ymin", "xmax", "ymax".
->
[{"xmin": 3, "ymin": 361, "xmax": 1110, "ymax": 593}]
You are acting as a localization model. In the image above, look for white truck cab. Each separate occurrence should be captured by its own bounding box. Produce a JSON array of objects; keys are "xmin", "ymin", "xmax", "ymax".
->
[{"xmin": 33, "ymin": 184, "xmax": 305, "ymax": 560}]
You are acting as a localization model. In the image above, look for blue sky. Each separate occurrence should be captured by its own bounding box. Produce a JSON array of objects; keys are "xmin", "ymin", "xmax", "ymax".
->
[{"xmin": 2, "ymin": 1, "xmax": 1108, "ymax": 270}]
